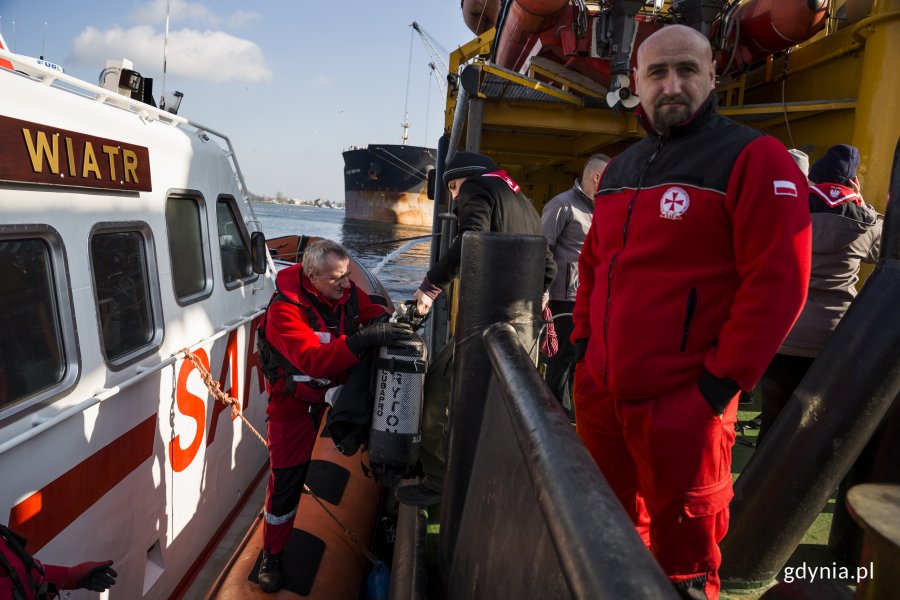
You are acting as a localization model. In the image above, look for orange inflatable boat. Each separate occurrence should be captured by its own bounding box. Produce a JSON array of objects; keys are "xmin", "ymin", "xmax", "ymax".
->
[{"xmin": 207, "ymin": 411, "xmax": 383, "ymax": 599}]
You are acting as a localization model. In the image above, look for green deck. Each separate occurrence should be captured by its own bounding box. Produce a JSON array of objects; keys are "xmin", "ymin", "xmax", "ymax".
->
[{"xmin": 724, "ymin": 395, "xmax": 848, "ymax": 599}]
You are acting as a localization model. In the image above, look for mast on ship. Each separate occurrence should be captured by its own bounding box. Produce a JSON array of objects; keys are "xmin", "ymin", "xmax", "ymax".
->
[{"xmin": 401, "ymin": 25, "xmax": 414, "ymax": 145}]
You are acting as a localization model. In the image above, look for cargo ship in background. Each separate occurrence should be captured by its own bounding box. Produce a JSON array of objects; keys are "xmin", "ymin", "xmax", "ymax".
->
[{"xmin": 342, "ymin": 143, "xmax": 436, "ymax": 227}]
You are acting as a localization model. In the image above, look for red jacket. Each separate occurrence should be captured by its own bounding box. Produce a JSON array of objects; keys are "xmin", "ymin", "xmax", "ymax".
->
[
  {"xmin": 263, "ymin": 263, "xmax": 387, "ymax": 420},
  {"xmin": 1, "ymin": 527, "xmax": 68, "ymax": 600},
  {"xmin": 573, "ymin": 97, "xmax": 811, "ymax": 400}
]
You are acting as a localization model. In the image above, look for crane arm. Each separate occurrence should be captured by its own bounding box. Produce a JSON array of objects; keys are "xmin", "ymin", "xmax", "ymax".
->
[{"xmin": 412, "ymin": 22, "xmax": 450, "ymax": 93}]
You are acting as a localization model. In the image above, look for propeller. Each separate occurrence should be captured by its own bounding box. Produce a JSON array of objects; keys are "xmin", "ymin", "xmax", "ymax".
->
[{"xmin": 606, "ymin": 73, "xmax": 640, "ymax": 109}]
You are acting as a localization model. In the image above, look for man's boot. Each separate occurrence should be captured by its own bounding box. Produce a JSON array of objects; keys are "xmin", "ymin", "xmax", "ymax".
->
[{"xmin": 257, "ymin": 550, "xmax": 282, "ymax": 593}]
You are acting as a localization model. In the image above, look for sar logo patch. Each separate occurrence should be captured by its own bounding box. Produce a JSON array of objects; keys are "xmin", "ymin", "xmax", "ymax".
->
[
  {"xmin": 659, "ymin": 186, "xmax": 690, "ymax": 220},
  {"xmin": 773, "ymin": 180, "xmax": 798, "ymax": 197}
]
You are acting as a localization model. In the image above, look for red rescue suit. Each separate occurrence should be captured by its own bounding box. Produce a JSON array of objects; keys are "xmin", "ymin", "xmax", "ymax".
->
[
  {"xmin": 572, "ymin": 96, "xmax": 811, "ymax": 598},
  {"xmin": 260, "ymin": 263, "xmax": 387, "ymax": 555},
  {"xmin": 1, "ymin": 525, "xmax": 69, "ymax": 600}
]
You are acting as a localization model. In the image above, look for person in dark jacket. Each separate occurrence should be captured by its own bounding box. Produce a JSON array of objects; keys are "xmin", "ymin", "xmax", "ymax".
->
[
  {"xmin": 571, "ymin": 25, "xmax": 810, "ymax": 599},
  {"xmin": 1, "ymin": 524, "xmax": 116, "ymax": 599},
  {"xmin": 411, "ymin": 151, "xmax": 556, "ymax": 315},
  {"xmin": 757, "ymin": 144, "xmax": 882, "ymax": 445},
  {"xmin": 256, "ymin": 239, "xmax": 412, "ymax": 593},
  {"xmin": 541, "ymin": 154, "xmax": 610, "ymax": 418}
]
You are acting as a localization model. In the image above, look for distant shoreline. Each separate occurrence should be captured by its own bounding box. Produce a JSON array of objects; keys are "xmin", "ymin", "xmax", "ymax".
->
[{"xmin": 250, "ymin": 195, "xmax": 343, "ymax": 209}]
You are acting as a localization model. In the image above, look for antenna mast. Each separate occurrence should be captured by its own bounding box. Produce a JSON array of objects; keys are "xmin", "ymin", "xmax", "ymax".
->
[{"xmin": 161, "ymin": 0, "xmax": 170, "ymax": 109}]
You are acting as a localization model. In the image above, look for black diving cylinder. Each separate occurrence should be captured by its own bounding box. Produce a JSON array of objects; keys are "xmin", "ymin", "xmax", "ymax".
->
[{"xmin": 368, "ymin": 333, "xmax": 428, "ymax": 487}]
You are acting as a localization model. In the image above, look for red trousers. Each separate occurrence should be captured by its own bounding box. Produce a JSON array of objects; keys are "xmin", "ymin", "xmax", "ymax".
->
[
  {"xmin": 263, "ymin": 413, "xmax": 317, "ymax": 555},
  {"xmin": 573, "ymin": 362, "xmax": 737, "ymax": 599}
]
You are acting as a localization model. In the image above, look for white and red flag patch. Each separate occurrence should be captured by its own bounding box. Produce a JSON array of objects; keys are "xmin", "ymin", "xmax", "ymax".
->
[{"xmin": 773, "ymin": 180, "xmax": 798, "ymax": 197}]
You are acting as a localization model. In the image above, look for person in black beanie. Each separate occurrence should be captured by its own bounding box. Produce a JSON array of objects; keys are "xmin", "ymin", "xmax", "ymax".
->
[
  {"xmin": 757, "ymin": 144, "xmax": 882, "ymax": 446},
  {"xmin": 411, "ymin": 150, "xmax": 556, "ymax": 315},
  {"xmin": 398, "ymin": 151, "xmax": 555, "ymax": 508}
]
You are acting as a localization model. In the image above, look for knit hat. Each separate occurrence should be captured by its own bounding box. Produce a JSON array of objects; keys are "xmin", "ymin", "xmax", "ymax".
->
[
  {"xmin": 788, "ymin": 149, "xmax": 809, "ymax": 177},
  {"xmin": 442, "ymin": 151, "xmax": 498, "ymax": 185},
  {"xmin": 809, "ymin": 144, "xmax": 860, "ymax": 185}
]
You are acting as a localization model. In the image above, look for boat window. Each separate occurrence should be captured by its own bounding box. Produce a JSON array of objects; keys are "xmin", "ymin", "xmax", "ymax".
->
[
  {"xmin": 90, "ymin": 227, "xmax": 161, "ymax": 366},
  {"xmin": 165, "ymin": 193, "xmax": 212, "ymax": 303},
  {"xmin": 0, "ymin": 238, "xmax": 66, "ymax": 410},
  {"xmin": 216, "ymin": 198, "xmax": 256, "ymax": 287}
]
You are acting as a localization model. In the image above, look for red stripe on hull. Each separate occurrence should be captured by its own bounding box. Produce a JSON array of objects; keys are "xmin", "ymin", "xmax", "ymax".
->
[{"xmin": 8, "ymin": 415, "xmax": 157, "ymax": 552}]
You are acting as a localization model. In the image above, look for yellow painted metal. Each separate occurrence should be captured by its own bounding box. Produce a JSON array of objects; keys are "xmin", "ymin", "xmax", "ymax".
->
[
  {"xmin": 719, "ymin": 100, "xmax": 856, "ymax": 117},
  {"xmin": 717, "ymin": 75, "xmax": 746, "ymax": 107},
  {"xmin": 479, "ymin": 64, "xmax": 583, "ymax": 105},
  {"xmin": 481, "ymin": 101, "xmax": 637, "ymax": 135},
  {"xmin": 439, "ymin": 2, "xmax": 899, "ymax": 250},
  {"xmin": 528, "ymin": 59, "xmax": 607, "ymax": 99},
  {"xmin": 849, "ymin": 1, "xmax": 900, "ymax": 215},
  {"xmin": 445, "ymin": 28, "xmax": 497, "ymax": 132}
]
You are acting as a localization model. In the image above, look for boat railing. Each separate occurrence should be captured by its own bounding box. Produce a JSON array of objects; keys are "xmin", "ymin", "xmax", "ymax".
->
[
  {"xmin": 0, "ymin": 46, "xmax": 187, "ymax": 127},
  {"xmin": 0, "ymin": 47, "xmax": 262, "ymax": 236},
  {"xmin": 182, "ymin": 120, "xmax": 263, "ymax": 234},
  {"xmin": 0, "ymin": 308, "xmax": 265, "ymax": 457}
]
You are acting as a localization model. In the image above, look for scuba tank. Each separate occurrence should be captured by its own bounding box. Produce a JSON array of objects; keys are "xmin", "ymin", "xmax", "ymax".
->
[{"xmin": 368, "ymin": 328, "xmax": 428, "ymax": 488}]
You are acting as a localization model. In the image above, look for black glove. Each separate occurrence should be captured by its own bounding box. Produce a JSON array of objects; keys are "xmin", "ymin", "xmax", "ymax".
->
[
  {"xmin": 698, "ymin": 369, "xmax": 741, "ymax": 415},
  {"xmin": 65, "ymin": 560, "xmax": 117, "ymax": 591},
  {"xmin": 574, "ymin": 339, "xmax": 588, "ymax": 364},
  {"xmin": 370, "ymin": 312, "xmax": 392, "ymax": 324},
  {"xmin": 346, "ymin": 322, "xmax": 414, "ymax": 356}
]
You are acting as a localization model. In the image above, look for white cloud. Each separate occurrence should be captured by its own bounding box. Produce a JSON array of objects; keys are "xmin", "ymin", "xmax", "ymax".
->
[
  {"xmin": 132, "ymin": 0, "xmax": 259, "ymax": 29},
  {"xmin": 71, "ymin": 25, "xmax": 272, "ymax": 83},
  {"xmin": 310, "ymin": 73, "xmax": 333, "ymax": 88},
  {"xmin": 226, "ymin": 10, "xmax": 260, "ymax": 28}
]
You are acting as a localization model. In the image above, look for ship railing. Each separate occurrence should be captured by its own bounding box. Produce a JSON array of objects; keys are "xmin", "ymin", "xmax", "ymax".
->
[{"xmin": 0, "ymin": 309, "xmax": 265, "ymax": 456}]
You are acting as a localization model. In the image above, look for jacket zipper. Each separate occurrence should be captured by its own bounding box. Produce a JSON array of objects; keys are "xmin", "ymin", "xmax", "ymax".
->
[
  {"xmin": 680, "ymin": 287, "xmax": 698, "ymax": 352},
  {"xmin": 603, "ymin": 139, "xmax": 664, "ymax": 387}
]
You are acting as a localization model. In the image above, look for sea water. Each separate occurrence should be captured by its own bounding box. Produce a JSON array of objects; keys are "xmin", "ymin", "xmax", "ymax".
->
[{"xmin": 253, "ymin": 202, "xmax": 431, "ymax": 303}]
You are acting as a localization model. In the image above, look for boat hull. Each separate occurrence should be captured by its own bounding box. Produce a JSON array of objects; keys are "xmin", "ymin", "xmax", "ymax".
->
[
  {"xmin": 0, "ymin": 52, "xmax": 274, "ymax": 600},
  {"xmin": 345, "ymin": 189, "xmax": 433, "ymax": 227},
  {"xmin": 342, "ymin": 145, "xmax": 435, "ymax": 227}
]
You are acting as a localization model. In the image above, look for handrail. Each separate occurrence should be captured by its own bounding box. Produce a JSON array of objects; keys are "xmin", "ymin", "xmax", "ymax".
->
[
  {"xmin": 0, "ymin": 47, "xmax": 262, "ymax": 238},
  {"xmin": 0, "ymin": 47, "xmax": 188, "ymax": 126},
  {"xmin": 474, "ymin": 322, "xmax": 679, "ymax": 599},
  {"xmin": 186, "ymin": 120, "xmax": 260, "ymax": 227},
  {"xmin": 0, "ymin": 309, "xmax": 265, "ymax": 457}
]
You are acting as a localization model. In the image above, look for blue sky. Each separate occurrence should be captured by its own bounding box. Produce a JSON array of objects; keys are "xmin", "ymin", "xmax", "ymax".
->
[{"xmin": 0, "ymin": 0, "xmax": 474, "ymax": 201}]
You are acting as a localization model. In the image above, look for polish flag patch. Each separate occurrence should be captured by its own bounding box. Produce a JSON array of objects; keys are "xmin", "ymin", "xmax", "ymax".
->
[{"xmin": 773, "ymin": 180, "xmax": 798, "ymax": 197}]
